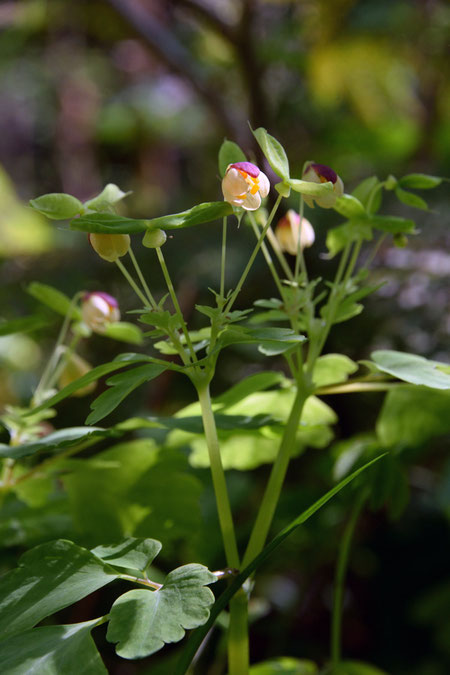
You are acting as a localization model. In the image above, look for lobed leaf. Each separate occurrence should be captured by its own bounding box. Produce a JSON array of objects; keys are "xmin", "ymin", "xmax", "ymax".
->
[
  {"xmin": 107, "ymin": 564, "xmax": 216, "ymax": 659},
  {"xmin": 0, "ymin": 426, "xmax": 115, "ymax": 460},
  {"xmin": 91, "ymin": 538, "xmax": 162, "ymax": 575}
]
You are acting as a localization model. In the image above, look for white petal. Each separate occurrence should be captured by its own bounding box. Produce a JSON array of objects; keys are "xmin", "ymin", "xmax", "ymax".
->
[
  {"xmin": 242, "ymin": 191, "xmax": 262, "ymax": 211},
  {"xmin": 258, "ymin": 171, "xmax": 270, "ymax": 198},
  {"xmin": 222, "ymin": 168, "xmax": 248, "ymax": 198},
  {"xmin": 334, "ymin": 175, "xmax": 344, "ymax": 198}
]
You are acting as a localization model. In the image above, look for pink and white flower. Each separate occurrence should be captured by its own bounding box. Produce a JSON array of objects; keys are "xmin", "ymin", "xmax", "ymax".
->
[
  {"xmin": 82, "ymin": 291, "xmax": 120, "ymax": 334},
  {"xmin": 275, "ymin": 210, "xmax": 315, "ymax": 255},
  {"xmin": 302, "ymin": 162, "xmax": 344, "ymax": 208},
  {"xmin": 222, "ymin": 161, "xmax": 270, "ymax": 211}
]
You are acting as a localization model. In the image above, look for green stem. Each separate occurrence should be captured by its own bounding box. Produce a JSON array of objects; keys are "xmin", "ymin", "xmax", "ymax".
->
[
  {"xmin": 128, "ymin": 247, "xmax": 158, "ymax": 310},
  {"xmin": 248, "ymin": 214, "xmax": 285, "ymax": 299},
  {"xmin": 228, "ymin": 589, "xmax": 249, "ymax": 675},
  {"xmin": 156, "ymin": 247, "xmax": 198, "ymax": 365},
  {"xmin": 242, "ymin": 387, "xmax": 309, "ymax": 567},
  {"xmin": 220, "ymin": 217, "xmax": 227, "ymax": 300},
  {"xmin": 45, "ymin": 335, "xmax": 81, "ymax": 391},
  {"xmin": 226, "ymin": 195, "xmax": 282, "ymax": 313},
  {"xmin": 196, "ymin": 383, "xmax": 240, "ymax": 569},
  {"xmin": 331, "ymin": 491, "xmax": 367, "ymax": 667},
  {"xmin": 316, "ymin": 381, "xmax": 399, "ymax": 395},
  {"xmin": 294, "ymin": 196, "xmax": 307, "ymax": 282},
  {"xmin": 115, "ymin": 258, "xmax": 151, "ymax": 308}
]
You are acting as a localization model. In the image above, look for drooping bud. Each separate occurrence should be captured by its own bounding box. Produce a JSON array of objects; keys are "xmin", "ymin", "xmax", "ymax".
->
[
  {"xmin": 143, "ymin": 228, "xmax": 167, "ymax": 248},
  {"xmin": 275, "ymin": 210, "xmax": 315, "ymax": 255},
  {"xmin": 58, "ymin": 352, "xmax": 97, "ymax": 397},
  {"xmin": 222, "ymin": 162, "xmax": 270, "ymax": 211},
  {"xmin": 88, "ymin": 233, "xmax": 130, "ymax": 262},
  {"xmin": 82, "ymin": 291, "xmax": 120, "ymax": 334},
  {"xmin": 302, "ymin": 162, "xmax": 344, "ymax": 209}
]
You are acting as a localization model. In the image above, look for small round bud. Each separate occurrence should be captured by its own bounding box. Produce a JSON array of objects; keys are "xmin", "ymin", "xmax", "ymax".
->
[
  {"xmin": 88, "ymin": 233, "xmax": 130, "ymax": 262},
  {"xmin": 393, "ymin": 234, "xmax": 408, "ymax": 248},
  {"xmin": 143, "ymin": 228, "xmax": 167, "ymax": 248},
  {"xmin": 275, "ymin": 210, "xmax": 315, "ymax": 255},
  {"xmin": 82, "ymin": 292, "xmax": 120, "ymax": 334},
  {"xmin": 58, "ymin": 352, "xmax": 97, "ymax": 397}
]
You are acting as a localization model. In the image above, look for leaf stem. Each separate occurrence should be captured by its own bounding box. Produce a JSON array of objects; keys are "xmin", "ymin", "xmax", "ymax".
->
[
  {"xmin": 128, "ymin": 247, "xmax": 158, "ymax": 310},
  {"xmin": 331, "ymin": 491, "xmax": 367, "ymax": 667},
  {"xmin": 228, "ymin": 589, "xmax": 249, "ymax": 675},
  {"xmin": 156, "ymin": 247, "xmax": 198, "ymax": 365},
  {"xmin": 265, "ymin": 226, "xmax": 294, "ymax": 281},
  {"xmin": 115, "ymin": 258, "xmax": 151, "ymax": 308},
  {"xmin": 220, "ymin": 217, "xmax": 228, "ymax": 299},
  {"xmin": 294, "ymin": 195, "xmax": 307, "ymax": 282},
  {"xmin": 248, "ymin": 214, "xmax": 285, "ymax": 299},
  {"xmin": 196, "ymin": 383, "xmax": 239, "ymax": 569}
]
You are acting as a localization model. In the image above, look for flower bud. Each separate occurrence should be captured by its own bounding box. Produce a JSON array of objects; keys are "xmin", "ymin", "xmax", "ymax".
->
[
  {"xmin": 88, "ymin": 233, "xmax": 130, "ymax": 262},
  {"xmin": 58, "ymin": 353, "xmax": 96, "ymax": 397},
  {"xmin": 82, "ymin": 291, "xmax": 120, "ymax": 334},
  {"xmin": 302, "ymin": 162, "xmax": 344, "ymax": 208},
  {"xmin": 143, "ymin": 228, "xmax": 167, "ymax": 248},
  {"xmin": 222, "ymin": 161, "xmax": 270, "ymax": 211},
  {"xmin": 275, "ymin": 210, "xmax": 315, "ymax": 255}
]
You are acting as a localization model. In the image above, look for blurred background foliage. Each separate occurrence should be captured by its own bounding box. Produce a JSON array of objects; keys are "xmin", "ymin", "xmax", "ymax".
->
[{"xmin": 0, "ymin": 1, "xmax": 449, "ymax": 673}]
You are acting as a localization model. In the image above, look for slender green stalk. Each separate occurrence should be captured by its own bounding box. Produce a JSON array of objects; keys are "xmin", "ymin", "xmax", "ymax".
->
[
  {"xmin": 115, "ymin": 258, "xmax": 151, "ymax": 308},
  {"xmin": 156, "ymin": 247, "xmax": 198, "ymax": 364},
  {"xmin": 220, "ymin": 217, "xmax": 227, "ymax": 300},
  {"xmin": 242, "ymin": 387, "xmax": 309, "ymax": 567},
  {"xmin": 226, "ymin": 195, "xmax": 283, "ymax": 313},
  {"xmin": 331, "ymin": 491, "xmax": 367, "ymax": 667},
  {"xmin": 294, "ymin": 196, "xmax": 307, "ymax": 282},
  {"xmin": 128, "ymin": 247, "xmax": 158, "ymax": 309},
  {"xmin": 317, "ymin": 381, "xmax": 398, "ymax": 395},
  {"xmin": 265, "ymin": 227, "xmax": 294, "ymax": 281},
  {"xmin": 196, "ymin": 383, "xmax": 239, "ymax": 569},
  {"xmin": 33, "ymin": 292, "xmax": 82, "ymax": 405},
  {"xmin": 228, "ymin": 589, "xmax": 249, "ymax": 675},
  {"xmin": 248, "ymin": 214, "xmax": 285, "ymax": 299},
  {"xmin": 44, "ymin": 334, "xmax": 81, "ymax": 391}
]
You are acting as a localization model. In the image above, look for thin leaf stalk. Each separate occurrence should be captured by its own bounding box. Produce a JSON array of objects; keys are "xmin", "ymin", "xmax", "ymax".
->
[
  {"xmin": 128, "ymin": 247, "xmax": 158, "ymax": 310},
  {"xmin": 331, "ymin": 490, "xmax": 367, "ymax": 667},
  {"xmin": 294, "ymin": 195, "xmax": 307, "ymax": 282},
  {"xmin": 228, "ymin": 589, "xmax": 249, "ymax": 675},
  {"xmin": 248, "ymin": 214, "xmax": 286, "ymax": 299}
]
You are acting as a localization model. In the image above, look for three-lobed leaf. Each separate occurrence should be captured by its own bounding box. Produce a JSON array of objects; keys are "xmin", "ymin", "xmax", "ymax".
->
[{"xmin": 107, "ymin": 564, "xmax": 216, "ymax": 658}]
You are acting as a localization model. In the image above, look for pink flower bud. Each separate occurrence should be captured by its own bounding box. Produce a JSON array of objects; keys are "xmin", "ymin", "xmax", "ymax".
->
[
  {"xmin": 222, "ymin": 161, "xmax": 270, "ymax": 211},
  {"xmin": 88, "ymin": 233, "xmax": 130, "ymax": 262},
  {"xmin": 58, "ymin": 353, "xmax": 96, "ymax": 397},
  {"xmin": 302, "ymin": 162, "xmax": 344, "ymax": 208},
  {"xmin": 275, "ymin": 210, "xmax": 315, "ymax": 255},
  {"xmin": 82, "ymin": 292, "xmax": 120, "ymax": 334}
]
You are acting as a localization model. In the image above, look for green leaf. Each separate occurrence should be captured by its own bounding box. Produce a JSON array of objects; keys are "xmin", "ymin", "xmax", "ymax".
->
[
  {"xmin": 91, "ymin": 538, "xmax": 162, "ymax": 574},
  {"xmin": 395, "ymin": 187, "xmax": 428, "ymax": 210},
  {"xmin": 0, "ymin": 426, "xmax": 114, "ymax": 460},
  {"xmin": 0, "ymin": 540, "xmax": 118, "ymax": 638},
  {"xmin": 312, "ymin": 354, "xmax": 358, "ymax": 388},
  {"xmin": 251, "ymin": 126, "xmax": 290, "ymax": 180},
  {"xmin": 370, "ymin": 350, "xmax": 450, "ymax": 390},
  {"xmin": 29, "ymin": 193, "xmax": 84, "ymax": 220},
  {"xmin": 352, "ymin": 176, "xmax": 382, "ymax": 213},
  {"xmin": 215, "ymin": 326, "xmax": 306, "ymax": 355},
  {"xmin": 398, "ymin": 173, "xmax": 443, "ymax": 189},
  {"xmin": 376, "ymin": 386, "xmax": 450, "ymax": 447},
  {"xmin": 86, "ymin": 363, "xmax": 166, "ymax": 425},
  {"xmin": 367, "ymin": 214, "xmax": 416, "ymax": 234},
  {"xmin": 28, "ymin": 355, "xmax": 150, "ymax": 416},
  {"xmin": 250, "ymin": 657, "xmax": 318, "ymax": 674},
  {"xmin": 289, "ymin": 178, "xmax": 334, "ymax": 198},
  {"xmin": 0, "ymin": 314, "xmax": 51, "ymax": 336},
  {"xmin": 27, "ymin": 282, "xmax": 81, "ymax": 320},
  {"xmin": 84, "ymin": 183, "xmax": 131, "ymax": 211},
  {"xmin": 70, "ymin": 212, "xmax": 149, "ymax": 234},
  {"xmin": 214, "ymin": 371, "xmax": 286, "ymax": 408},
  {"xmin": 218, "ymin": 139, "xmax": 246, "ymax": 178},
  {"xmin": 145, "ymin": 202, "xmax": 233, "ymax": 231},
  {"xmin": 333, "ymin": 194, "xmax": 366, "ymax": 218},
  {"xmin": 0, "ymin": 619, "xmax": 107, "ymax": 675},
  {"xmin": 63, "ymin": 442, "xmax": 203, "ymax": 545},
  {"xmin": 102, "ymin": 321, "xmax": 143, "ymax": 344},
  {"xmin": 326, "ymin": 222, "xmax": 373, "ymax": 257},
  {"xmin": 107, "ymin": 564, "xmax": 216, "ymax": 658},
  {"xmin": 175, "ymin": 455, "xmax": 386, "ymax": 675}
]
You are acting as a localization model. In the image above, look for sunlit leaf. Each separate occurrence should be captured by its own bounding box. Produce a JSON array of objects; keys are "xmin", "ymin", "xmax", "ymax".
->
[
  {"xmin": 91, "ymin": 538, "xmax": 162, "ymax": 574},
  {"xmin": 371, "ymin": 350, "xmax": 450, "ymax": 390},
  {"xmin": 0, "ymin": 426, "xmax": 114, "ymax": 460},
  {"xmin": 312, "ymin": 354, "xmax": 358, "ymax": 388},
  {"xmin": 107, "ymin": 564, "xmax": 216, "ymax": 658}
]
